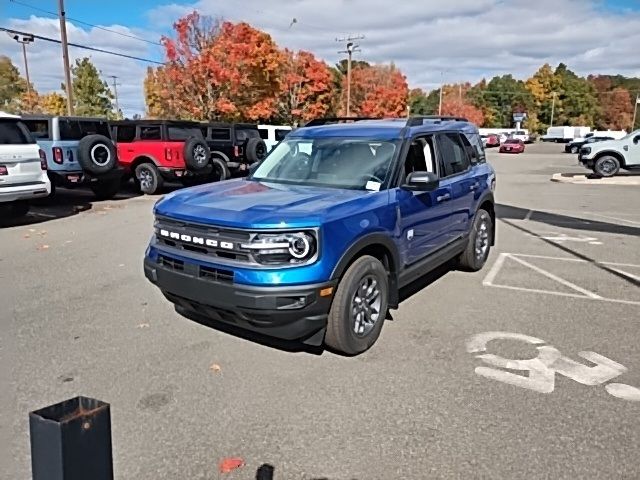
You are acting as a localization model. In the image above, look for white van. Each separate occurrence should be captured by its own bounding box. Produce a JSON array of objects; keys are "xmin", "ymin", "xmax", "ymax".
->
[
  {"xmin": 258, "ymin": 125, "xmax": 293, "ymax": 152},
  {"xmin": 0, "ymin": 112, "xmax": 51, "ymax": 218},
  {"xmin": 543, "ymin": 126, "xmax": 591, "ymax": 143}
]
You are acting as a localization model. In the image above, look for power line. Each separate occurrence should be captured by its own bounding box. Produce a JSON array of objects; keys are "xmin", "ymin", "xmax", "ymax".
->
[
  {"xmin": 0, "ymin": 26, "xmax": 165, "ymax": 65},
  {"xmin": 8, "ymin": 0, "xmax": 162, "ymax": 46}
]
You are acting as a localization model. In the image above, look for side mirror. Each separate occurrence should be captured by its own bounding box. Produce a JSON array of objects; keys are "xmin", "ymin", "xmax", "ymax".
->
[{"xmin": 402, "ymin": 171, "xmax": 439, "ymax": 191}]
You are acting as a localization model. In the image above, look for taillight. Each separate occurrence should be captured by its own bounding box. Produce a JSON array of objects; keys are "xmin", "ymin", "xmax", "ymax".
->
[
  {"xmin": 53, "ymin": 147, "xmax": 63, "ymax": 164},
  {"xmin": 234, "ymin": 146, "xmax": 240, "ymax": 157},
  {"xmin": 165, "ymin": 148, "xmax": 172, "ymax": 161},
  {"xmin": 39, "ymin": 149, "xmax": 47, "ymax": 170}
]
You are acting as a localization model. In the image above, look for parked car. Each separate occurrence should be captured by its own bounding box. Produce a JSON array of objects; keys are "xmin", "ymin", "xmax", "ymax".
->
[
  {"xmin": 111, "ymin": 120, "xmax": 211, "ymax": 194},
  {"xmin": 200, "ymin": 123, "xmax": 268, "ymax": 180},
  {"xmin": 564, "ymin": 136, "xmax": 614, "ymax": 154},
  {"xmin": 578, "ymin": 129, "xmax": 640, "ymax": 177},
  {"xmin": 542, "ymin": 126, "xmax": 591, "ymax": 143},
  {"xmin": 0, "ymin": 112, "xmax": 51, "ymax": 218},
  {"xmin": 499, "ymin": 138, "xmax": 525, "ymax": 154},
  {"xmin": 21, "ymin": 116, "xmax": 123, "ymax": 199},
  {"xmin": 258, "ymin": 125, "xmax": 292, "ymax": 152},
  {"xmin": 511, "ymin": 130, "xmax": 530, "ymax": 143},
  {"xmin": 485, "ymin": 134, "xmax": 501, "ymax": 148},
  {"xmin": 143, "ymin": 115, "xmax": 496, "ymax": 355},
  {"xmin": 497, "ymin": 133, "xmax": 508, "ymax": 144}
]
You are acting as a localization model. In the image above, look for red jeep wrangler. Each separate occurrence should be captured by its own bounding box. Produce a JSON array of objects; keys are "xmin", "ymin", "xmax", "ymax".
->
[{"xmin": 110, "ymin": 120, "xmax": 211, "ymax": 194}]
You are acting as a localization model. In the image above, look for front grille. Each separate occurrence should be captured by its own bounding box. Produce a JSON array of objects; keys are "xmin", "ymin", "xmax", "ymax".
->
[
  {"xmin": 158, "ymin": 254, "xmax": 184, "ymax": 271},
  {"xmin": 199, "ymin": 265, "xmax": 234, "ymax": 283},
  {"xmin": 155, "ymin": 216, "xmax": 252, "ymax": 263}
]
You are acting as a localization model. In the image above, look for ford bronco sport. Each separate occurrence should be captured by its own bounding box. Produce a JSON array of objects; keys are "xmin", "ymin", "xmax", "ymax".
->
[
  {"xmin": 578, "ymin": 129, "xmax": 640, "ymax": 177},
  {"xmin": 144, "ymin": 116, "xmax": 496, "ymax": 355},
  {"xmin": 200, "ymin": 123, "xmax": 268, "ymax": 180},
  {"xmin": 111, "ymin": 120, "xmax": 211, "ymax": 194},
  {"xmin": 21, "ymin": 116, "xmax": 123, "ymax": 199}
]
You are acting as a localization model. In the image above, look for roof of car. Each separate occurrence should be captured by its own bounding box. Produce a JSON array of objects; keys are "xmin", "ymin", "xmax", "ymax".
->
[
  {"xmin": 110, "ymin": 119, "xmax": 203, "ymax": 127},
  {"xmin": 289, "ymin": 117, "xmax": 479, "ymax": 140},
  {"xmin": 20, "ymin": 115, "xmax": 109, "ymax": 122},
  {"xmin": 0, "ymin": 111, "xmax": 20, "ymax": 119}
]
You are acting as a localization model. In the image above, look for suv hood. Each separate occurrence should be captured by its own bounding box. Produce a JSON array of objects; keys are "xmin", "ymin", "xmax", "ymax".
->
[{"xmin": 154, "ymin": 178, "xmax": 384, "ymax": 229}]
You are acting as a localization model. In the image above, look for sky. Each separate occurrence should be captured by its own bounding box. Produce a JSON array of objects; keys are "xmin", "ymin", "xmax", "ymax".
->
[{"xmin": 1, "ymin": 0, "xmax": 639, "ymax": 117}]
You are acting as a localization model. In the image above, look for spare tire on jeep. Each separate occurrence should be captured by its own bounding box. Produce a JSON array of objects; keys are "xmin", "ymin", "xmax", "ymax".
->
[
  {"xmin": 245, "ymin": 137, "xmax": 268, "ymax": 163},
  {"xmin": 183, "ymin": 137, "xmax": 210, "ymax": 171},
  {"xmin": 77, "ymin": 135, "xmax": 117, "ymax": 175}
]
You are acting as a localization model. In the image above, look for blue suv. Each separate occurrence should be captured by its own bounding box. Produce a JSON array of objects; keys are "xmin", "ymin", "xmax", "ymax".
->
[{"xmin": 144, "ymin": 116, "xmax": 496, "ymax": 354}]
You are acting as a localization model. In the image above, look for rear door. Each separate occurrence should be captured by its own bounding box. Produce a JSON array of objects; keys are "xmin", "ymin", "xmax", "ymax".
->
[
  {"xmin": 435, "ymin": 132, "xmax": 476, "ymax": 241},
  {"xmin": 0, "ymin": 119, "xmax": 42, "ymax": 187}
]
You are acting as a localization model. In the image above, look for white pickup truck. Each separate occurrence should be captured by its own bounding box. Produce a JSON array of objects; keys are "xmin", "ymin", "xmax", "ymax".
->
[{"xmin": 578, "ymin": 129, "xmax": 640, "ymax": 177}]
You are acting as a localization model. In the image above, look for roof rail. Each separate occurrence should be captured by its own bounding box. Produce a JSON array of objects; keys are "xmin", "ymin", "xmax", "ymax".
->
[
  {"xmin": 406, "ymin": 115, "xmax": 468, "ymax": 126},
  {"xmin": 303, "ymin": 117, "xmax": 379, "ymax": 127}
]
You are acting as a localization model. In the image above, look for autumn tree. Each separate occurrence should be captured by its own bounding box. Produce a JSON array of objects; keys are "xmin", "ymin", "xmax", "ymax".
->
[
  {"xmin": 40, "ymin": 92, "xmax": 67, "ymax": 115},
  {"xmin": 525, "ymin": 63, "xmax": 558, "ymax": 131},
  {"xmin": 598, "ymin": 87, "xmax": 633, "ymax": 130},
  {"xmin": 480, "ymin": 75, "xmax": 531, "ymax": 128},
  {"xmin": 440, "ymin": 97, "xmax": 484, "ymax": 126},
  {"xmin": 0, "ymin": 56, "xmax": 27, "ymax": 113},
  {"xmin": 276, "ymin": 50, "xmax": 334, "ymax": 125},
  {"xmin": 346, "ymin": 64, "xmax": 408, "ymax": 117},
  {"xmin": 65, "ymin": 57, "xmax": 114, "ymax": 116},
  {"xmin": 553, "ymin": 63, "xmax": 599, "ymax": 127}
]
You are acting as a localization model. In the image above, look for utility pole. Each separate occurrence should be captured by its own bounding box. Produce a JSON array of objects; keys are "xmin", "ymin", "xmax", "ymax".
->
[
  {"xmin": 109, "ymin": 75, "xmax": 119, "ymax": 113},
  {"xmin": 10, "ymin": 33, "xmax": 34, "ymax": 108},
  {"xmin": 632, "ymin": 93, "xmax": 639, "ymax": 131},
  {"xmin": 58, "ymin": 0, "xmax": 74, "ymax": 115},
  {"xmin": 337, "ymin": 35, "xmax": 364, "ymax": 117},
  {"xmin": 550, "ymin": 91, "xmax": 557, "ymax": 128},
  {"xmin": 438, "ymin": 70, "xmax": 447, "ymax": 116}
]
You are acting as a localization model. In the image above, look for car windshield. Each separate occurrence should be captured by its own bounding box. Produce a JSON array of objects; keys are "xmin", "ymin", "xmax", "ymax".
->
[
  {"xmin": 620, "ymin": 129, "xmax": 640, "ymax": 140},
  {"xmin": 251, "ymin": 137, "xmax": 399, "ymax": 191},
  {"xmin": 505, "ymin": 139, "xmax": 520, "ymax": 144}
]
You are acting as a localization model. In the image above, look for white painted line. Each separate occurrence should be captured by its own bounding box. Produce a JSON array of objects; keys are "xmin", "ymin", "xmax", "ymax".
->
[
  {"xmin": 485, "ymin": 284, "xmax": 640, "ymax": 307},
  {"xmin": 524, "ymin": 209, "xmax": 533, "ymax": 221},
  {"xmin": 482, "ymin": 252, "xmax": 509, "ymax": 286},
  {"xmin": 590, "ymin": 213, "xmax": 640, "ymax": 227},
  {"xmin": 510, "ymin": 253, "xmax": 640, "ymax": 269},
  {"xmin": 508, "ymin": 254, "xmax": 602, "ymax": 299}
]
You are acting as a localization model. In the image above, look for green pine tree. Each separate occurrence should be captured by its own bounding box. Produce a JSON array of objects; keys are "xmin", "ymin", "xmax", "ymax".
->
[{"xmin": 63, "ymin": 57, "xmax": 114, "ymax": 117}]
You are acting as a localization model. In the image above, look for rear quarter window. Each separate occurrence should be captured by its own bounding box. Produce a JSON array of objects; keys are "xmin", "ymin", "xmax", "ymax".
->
[
  {"xmin": 258, "ymin": 128, "xmax": 269, "ymax": 140},
  {"xmin": 22, "ymin": 119, "xmax": 50, "ymax": 140},
  {"xmin": 60, "ymin": 120, "xmax": 111, "ymax": 140},
  {"xmin": 235, "ymin": 128, "xmax": 260, "ymax": 142},
  {"xmin": 210, "ymin": 128, "xmax": 231, "ymax": 141},
  {"xmin": 115, "ymin": 125, "xmax": 136, "ymax": 142},
  {"xmin": 464, "ymin": 133, "xmax": 486, "ymax": 164},
  {"xmin": 0, "ymin": 120, "xmax": 36, "ymax": 144}
]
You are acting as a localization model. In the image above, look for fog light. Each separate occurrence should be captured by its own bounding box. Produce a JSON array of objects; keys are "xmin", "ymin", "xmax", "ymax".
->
[{"xmin": 276, "ymin": 296, "xmax": 307, "ymax": 310}]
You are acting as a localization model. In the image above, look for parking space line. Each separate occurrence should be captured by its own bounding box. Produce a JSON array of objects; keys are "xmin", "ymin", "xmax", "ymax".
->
[
  {"xmin": 589, "ymin": 213, "xmax": 640, "ymax": 227},
  {"xmin": 482, "ymin": 252, "xmax": 509, "ymax": 286},
  {"xmin": 484, "ymin": 283, "xmax": 589, "ymax": 300},
  {"xmin": 513, "ymin": 253, "xmax": 640, "ymax": 269},
  {"xmin": 508, "ymin": 254, "xmax": 602, "ymax": 299},
  {"xmin": 524, "ymin": 209, "xmax": 533, "ymax": 221}
]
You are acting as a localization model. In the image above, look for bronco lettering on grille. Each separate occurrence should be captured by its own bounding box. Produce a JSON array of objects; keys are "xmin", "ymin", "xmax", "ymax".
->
[{"xmin": 159, "ymin": 229, "xmax": 234, "ymax": 250}]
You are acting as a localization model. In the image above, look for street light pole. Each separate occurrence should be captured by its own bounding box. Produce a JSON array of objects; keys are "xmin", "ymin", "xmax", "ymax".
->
[
  {"xmin": 10, "ymin": 34, "xmax": 34, "ymax": 109},
  {"xmin": 58, "ymin": 0, "xmax": 74, "ymax": 115},
  {"xmin": 550, "ymin": 91, "xmax": 557, "ymax": 128},
  {"xmin": 632, "ymin": 94, "xmax": 639, "ymax": 131},
  {"xmin": 337, "ymin": 34, "xmax": 364, "ymax": 117},
  {"xmin": 438, "ymin": 71, "xmax": 444, "ymax": 115}
]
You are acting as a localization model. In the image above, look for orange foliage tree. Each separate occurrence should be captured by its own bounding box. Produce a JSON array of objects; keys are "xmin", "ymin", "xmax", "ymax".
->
[
  {"xmin": 440, "ymin": 97, "xmax": 485, "ymax": 126},
  {"xmin": 599, "ymin": 87, "xmax": 633, "ymax": 130},
  {"xmin": 276, "ymin": 49, "xmax": 334, "ymax": 125},
  {"xmin": 345, "ymin": 64, "xmax": 408, "ymax": 117}
]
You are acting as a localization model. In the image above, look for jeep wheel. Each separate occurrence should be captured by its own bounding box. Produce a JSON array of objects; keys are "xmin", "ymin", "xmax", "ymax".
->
[
  {"xmin": 183, "ymin": 137, "xmax": 211, "ymax": 171},
  {"xmin": 135, "ymin": 163, "xmax": 163, "ymax": 195},
  {"xmin": 211, "ymin": 157, "xmax": 230, "ymax": 182},
  {"xmin": 458, "ymin": 208, "xmax": 493, "ymax": 272},
  {"xmin": 245, "ymin": 137, "xmax": 268, "ymax": 163},
  {"xmin": 593, "ymin": 155, "xmax": 620, "ymax": 177},
  {"xmin": 325, "ymin": 255, "xmax": 389, "ymax": 355},
  {"xmin": 90, "ymin": 178, "xmax": 121, "ymax": 200},
  {"xmin": 77, "ymin": 135, "xmax": 117, "ymax": 175}
]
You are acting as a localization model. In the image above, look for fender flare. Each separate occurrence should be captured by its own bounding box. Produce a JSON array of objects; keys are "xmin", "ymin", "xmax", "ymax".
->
[{"xmin": 211, "ymin": 150, "xmax": 231, "ymax": 163}]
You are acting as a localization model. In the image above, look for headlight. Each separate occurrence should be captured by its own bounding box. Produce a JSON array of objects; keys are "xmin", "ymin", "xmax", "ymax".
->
[
  {"xmin": 581, "ymin": 147, "xmax": 591, "ymax": 155},
  {"xmin": 241, "ymin": 231, "xmax": 318, "ymax": 265}
]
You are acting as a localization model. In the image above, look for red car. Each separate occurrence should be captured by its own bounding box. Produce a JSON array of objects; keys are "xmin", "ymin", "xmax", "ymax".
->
[
  {"xmin": 484, "ymin": 134, "xmax": 500, "ymax": 148},
  {"xmin": 499, "ymin": 138, "xmax": 525, "ymax": 153}
]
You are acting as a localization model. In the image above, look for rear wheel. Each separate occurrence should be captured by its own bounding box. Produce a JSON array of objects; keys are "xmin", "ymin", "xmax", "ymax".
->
[
  {"xmin": 90, "ymin": 178, "xmax": 121, "ymax": 200},
  {"xmin": 324, "ymin": 255, "xmax": 389, "ymax": 355},
  {"xmin": 458, "ymin": 208, "xmax": 493, "ymax": 272},
  {"xmin": 210, "ymin": 157, "xmax": 230, "ymax": 182},
  {"xmin": 593, "ymin": 155, "xmax": 620, "ymax": 177},
  {"xmin": 135, "ymin": 163, "xmax": 163, "ymax": 195}
]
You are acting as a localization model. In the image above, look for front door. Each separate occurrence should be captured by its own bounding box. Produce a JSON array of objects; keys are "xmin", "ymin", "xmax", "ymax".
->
[
  {"xmin": 395, "ymin": 135, "xmax": 454, "ymax": 266},
  {"xmin": 627, "ymin": 133, "xmax": 640, "ymax": 167}
]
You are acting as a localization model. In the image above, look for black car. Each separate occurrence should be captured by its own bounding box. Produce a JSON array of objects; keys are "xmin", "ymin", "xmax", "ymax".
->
[
  {"xmin": 199, "ymin": 123, "xmax": 268, "ymax": 179},
  {"xmin": 565, "ymin": 136, "xmax": 614, "ymax": 154}
]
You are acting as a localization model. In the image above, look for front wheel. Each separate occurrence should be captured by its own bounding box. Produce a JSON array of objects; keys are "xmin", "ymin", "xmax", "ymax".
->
[
  {"xmin": 324, "ymin": 255, "xmax": 389, "ymax": 355},
  {"xmin": 458, "ymin": 208, "xmax": 493, "ymax": 272},
  {"xmin": 135, "ymin": 163, "xmax": 163, "ymax": 195},
  {"xmin": 593, "ymin": 155, "xmax": 620, "ymax": 177}
]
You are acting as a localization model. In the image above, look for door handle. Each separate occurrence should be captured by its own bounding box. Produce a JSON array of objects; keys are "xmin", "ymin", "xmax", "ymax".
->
[
  {"xmin": 470, "ymin": 182, "xmax": 480, "ymax": 191},
  {"xmin": 436, "ymin": 193, "xmax": 451, "ymax": 203}
]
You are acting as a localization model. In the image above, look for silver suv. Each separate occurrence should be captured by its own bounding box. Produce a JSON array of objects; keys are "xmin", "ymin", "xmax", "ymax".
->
[{"xmin": 578, "ymin": 129, "xmax": 640, "ymax": 177}]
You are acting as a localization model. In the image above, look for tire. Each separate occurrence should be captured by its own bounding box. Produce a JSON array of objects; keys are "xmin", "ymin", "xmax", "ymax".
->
[
  {"xmin": 571, "ymin": 146, "xmax": 579, "ymax": 154},
  {"xmin": 135, "ymin": 163, "xmax": 163, "ymax": 195},
  {"xmin": 210, "ymin": 157, "xmax": 230, "ymax": 182},
  {"xmin": 90, "ymin": 178, "xmax": 121, "ymax": 200},
  {"xmin": 593, "ymin": 155, "xmax": 620, "ymax": 178},
  {"xmin": 324, "ymin": 255, "xmax": 389, "ymax": 355},
  {"xmin": 183, "ymin": 137, "xmax": 210, "ymax": 171},
  {"xmin": 245, "ymin": 138, "xmax": 268, "ymax": 163},
  {"xmin": 77, "ymin": 135, "xmax": 117, "ymax": 175},
  {"xmin": 458, "ymin": 208, "xmax": 493, "ymax": 272}
]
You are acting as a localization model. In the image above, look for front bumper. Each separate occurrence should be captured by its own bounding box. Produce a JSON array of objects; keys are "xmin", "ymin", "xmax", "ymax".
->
[
  {"xmin": 578, "ymin": 154, "xmax": 594, "ymax": 168},
  {"xmin": 143, "ymin": 256, "xmax": 335, "ymax": 341}
]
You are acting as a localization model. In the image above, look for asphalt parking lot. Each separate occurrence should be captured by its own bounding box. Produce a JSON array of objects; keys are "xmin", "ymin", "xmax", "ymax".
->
[{"xmin": 2, "ymin": 142, "xmax": 639, "ymax": 479}]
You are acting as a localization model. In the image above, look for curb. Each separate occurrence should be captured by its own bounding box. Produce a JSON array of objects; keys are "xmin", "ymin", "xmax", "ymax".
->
[{"xmin": 551, "ymin": 173, "xmax": 640, "ymax": 185}]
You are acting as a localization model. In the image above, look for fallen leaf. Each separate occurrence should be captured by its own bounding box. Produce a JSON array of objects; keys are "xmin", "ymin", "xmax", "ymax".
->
[
  {"xmin": 137, "ymin": 323, "xmax": 150, "ymax": 329},
  {"xmin": 28, "ymin": 228, "xmax": 36, "ymax": 233},
  {"xmin": 209, "ymin": 363, "xmax": 221, "ymax": 373},
  {"xmin": 37, "ymin": 245, "xmax": 49, "ymax": 251},
  {"xmin": 218, "ymin": 458, "xmax": 244, "ymax": 474},
  {"xmin": 97, "ymin": 211, "xmax": 107, "ymax": 216},
  {"xmin": 38, "ymin": 230, "xmax": 47, "ymax": 236},
  {"xmin": 64, "ymin": 240, "xmax": 73, "ymax": 244},
  {"xmin": 118, "ymin": 264, "xmax": 125, "ymax": 267},
  {"xmin": 23, "ymin": 234, "xmax": 31, "ymax": 239}
]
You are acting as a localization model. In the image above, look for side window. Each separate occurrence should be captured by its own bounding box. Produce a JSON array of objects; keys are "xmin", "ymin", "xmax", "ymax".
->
[
  {"xmin": 59, "ymin": 120, "xmax": 82, "ymax": 140},
  {"xmin": 22, "ymin": 120, "xmax": 50, "ymax": 140},
  {"xmin": 210, "ymin": 128, "xmax": 231, "ymax": 141},
  {"xmin": 116, "ymin": 125, "xmax": 136, "ymax": 142},
  {"xmin": 436, "ymin": 133, "xmax": 471, "ymax": 177},
  {"xmin": 200, "ymin": 127, "xmax": 208, "ymax": 139},
  {"xmin": 78, "ymin": 121, "xmax": 110, "ymax": 137},
  {"xmin": 139, "ymin": 126, "xmax": 161, "ymax": 141},
  {"xmin": 0, "ymin": 120, "xmax": 35, "ymax": 144},
  {"xmin": 275, "ymin": 129, "xmax": 290, "ymax": 141},
  {"xmin": 464, "ymin": 133, "xmax": 486, "ymax": 164},
  {"xmin": 401, "ymin": 135, "xmax": 436, "ymax": 183},
  {"xmin": 258, "ymin": 128, "xmax": 269, "ymax": 140}
]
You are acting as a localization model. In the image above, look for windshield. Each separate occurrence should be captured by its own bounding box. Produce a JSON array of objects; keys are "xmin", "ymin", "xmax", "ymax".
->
[
  {"xmin": 621, "ymin": 129, "xmax": 640, "ymax": 141},
  {"xmin": 251, "ymin": 137, "xmax": 399, "ymax": 190}
]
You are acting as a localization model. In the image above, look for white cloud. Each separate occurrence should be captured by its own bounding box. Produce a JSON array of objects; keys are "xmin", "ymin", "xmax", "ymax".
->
[{"xmin": 2, "ymin": 0, "xmax": 639, "ymax": 117}]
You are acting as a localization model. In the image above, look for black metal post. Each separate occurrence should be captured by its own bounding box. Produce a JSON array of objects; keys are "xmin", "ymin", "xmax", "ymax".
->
[{"xmin": 29, "ymin": 396, "xmax": 113, "ymax": 480}]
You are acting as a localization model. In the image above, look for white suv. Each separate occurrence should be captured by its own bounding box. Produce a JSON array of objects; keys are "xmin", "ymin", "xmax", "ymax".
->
[
  {"xmin": 578, "ymin": 129, "xmax": 640, "ymax": 177},
  {"xmin": 0, "ymin": 112, "xmax": 51, "ymax": 218}
]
